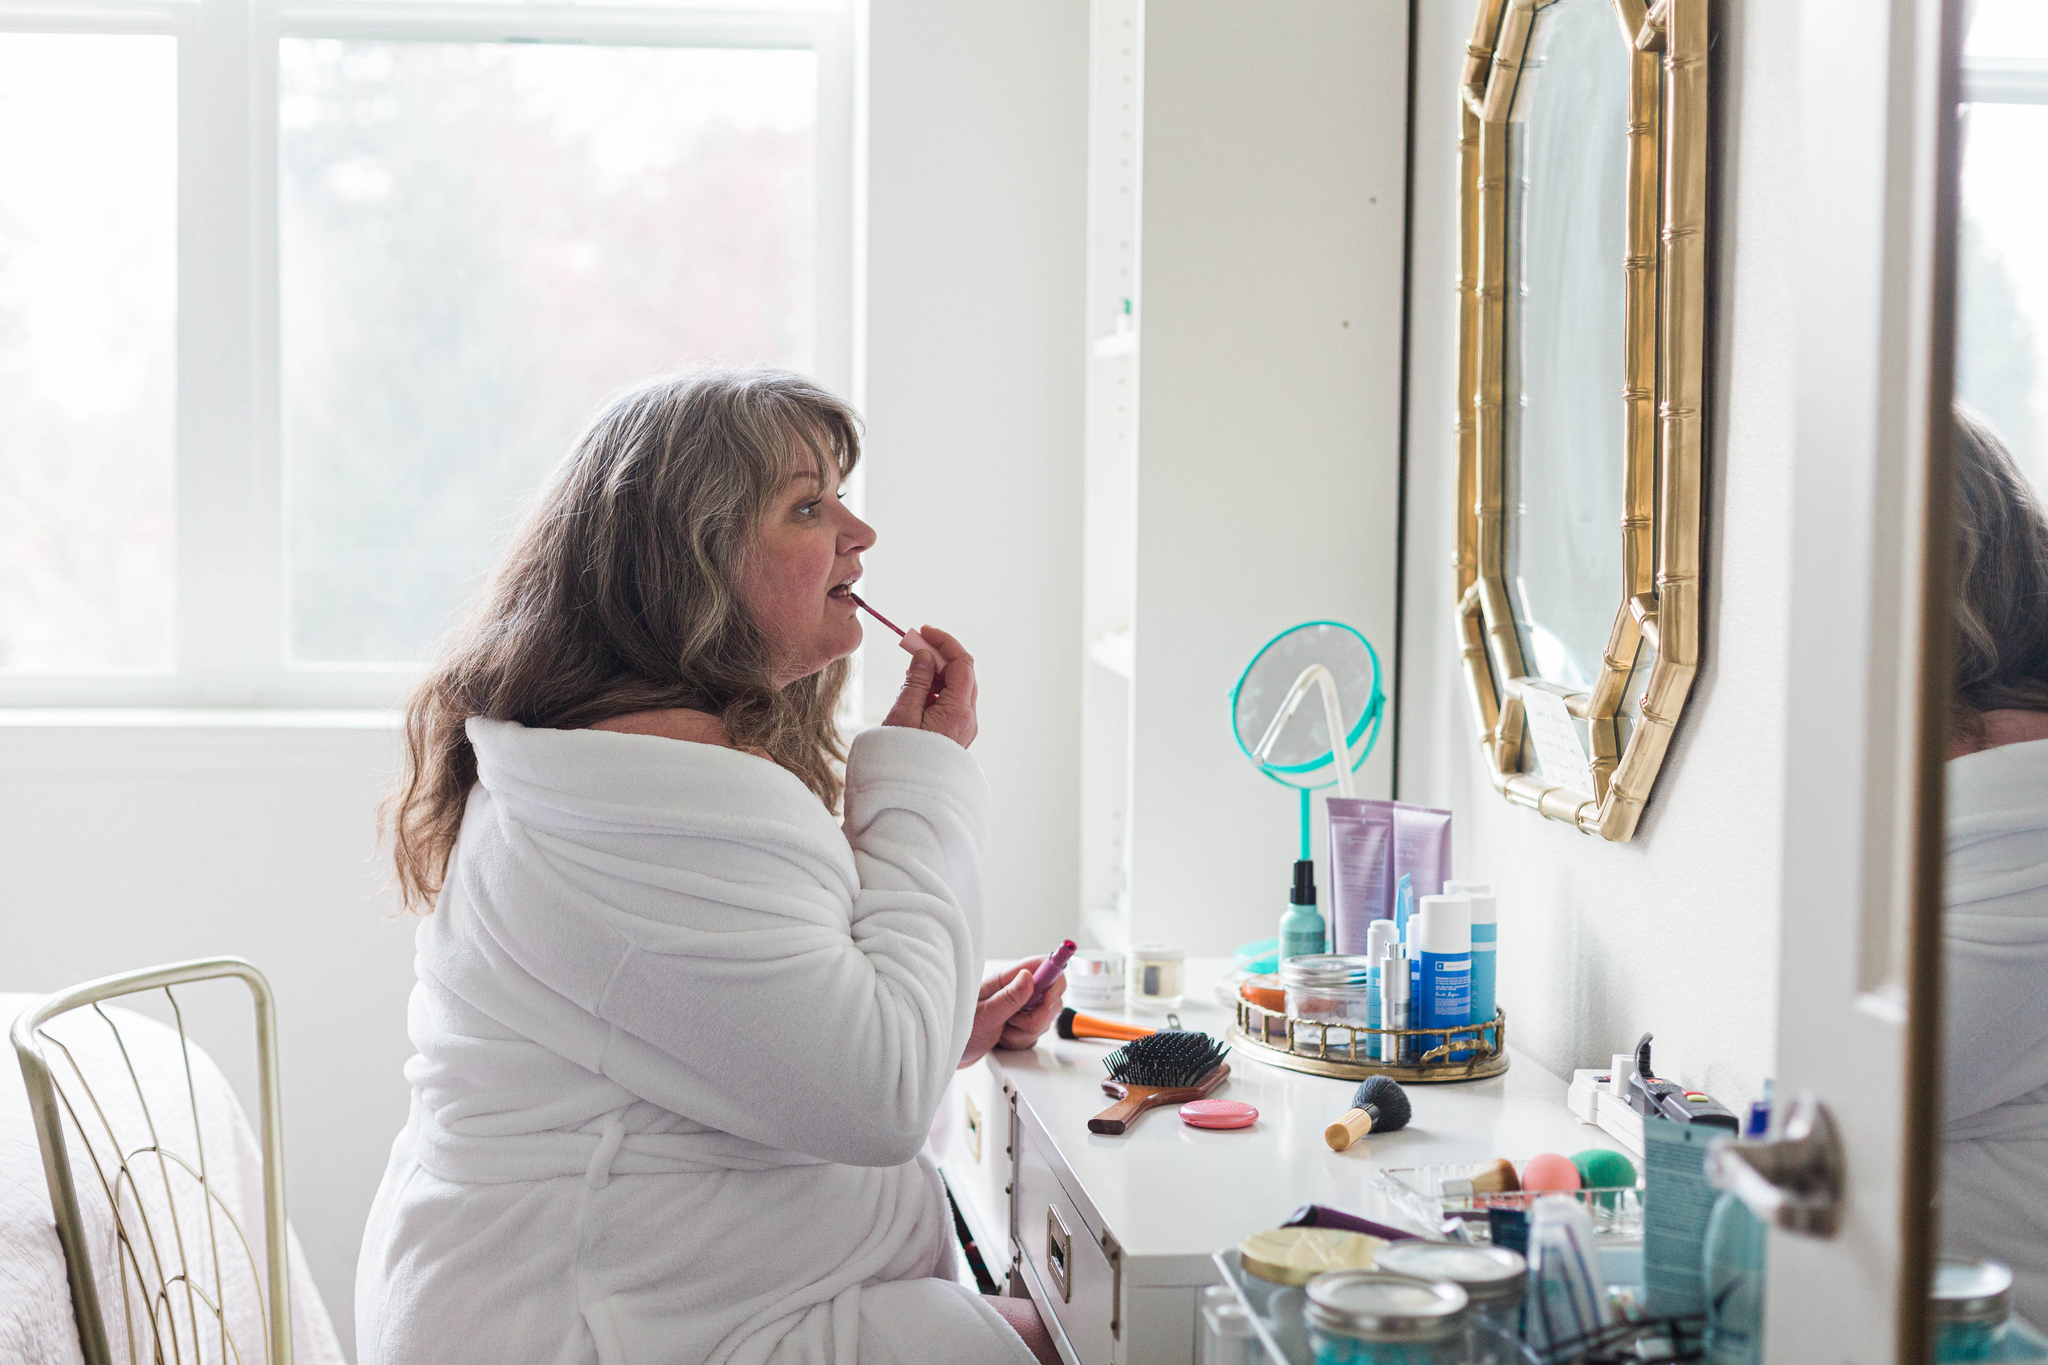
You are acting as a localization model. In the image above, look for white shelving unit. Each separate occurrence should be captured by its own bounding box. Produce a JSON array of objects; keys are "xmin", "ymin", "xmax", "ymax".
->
[
  {"xmin": 1079, "ymin": 0, "xmax": 1144, "ymax": 947},
  {"xmin": 1076, "ymin": 0, "xmax": 1411, "ymax": 956}
]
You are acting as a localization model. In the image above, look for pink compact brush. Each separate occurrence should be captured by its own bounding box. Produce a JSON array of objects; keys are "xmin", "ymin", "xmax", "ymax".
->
[{"xmin": 848, "ymin": 592, "xmax": 930, "ymax": 656}]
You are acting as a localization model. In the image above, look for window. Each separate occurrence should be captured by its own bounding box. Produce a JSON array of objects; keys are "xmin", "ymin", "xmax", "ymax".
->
[
  {"xmin": 1960, "ymin": 0, "xmax": 2048, "ymax": 500},
  {"xmin": 0, "ymin": 0, "xmax": 850, "ymax": 706},
  {"xmin": 0, "ymin": 34, "xmax": 177, "ymax": 675}
]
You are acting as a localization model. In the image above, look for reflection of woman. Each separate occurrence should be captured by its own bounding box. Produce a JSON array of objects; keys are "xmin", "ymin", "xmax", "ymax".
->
[
  {"xmin": 355, "ymin": 370, "xmax": 1058, "ymax": 1364},
  {"xmin": 1942, "ymin": 407, "xmax": 2048, "ymax": 1322}
]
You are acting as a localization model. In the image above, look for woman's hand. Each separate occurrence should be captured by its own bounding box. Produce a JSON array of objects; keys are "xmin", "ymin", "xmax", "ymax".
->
[
  {"xmin": 959, "ymin": 959, "xmax": 1066, "ymax": 1069},
  {"xmin": 881, "ymin": 625, "xmax": 977, "ymax": 749}
]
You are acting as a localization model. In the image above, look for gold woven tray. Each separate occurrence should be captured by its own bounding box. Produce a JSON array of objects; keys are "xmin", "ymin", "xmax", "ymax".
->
[{"xmin": 1228, "ymin": 1000, "xmax": 1509, "ymax": 1083}]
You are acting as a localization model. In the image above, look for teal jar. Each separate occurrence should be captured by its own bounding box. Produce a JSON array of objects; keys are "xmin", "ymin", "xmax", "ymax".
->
[
  {"xmin": 1703, "ymin": 1192, "xmax": 1765, "ymax": 1364},
  {"xmin": 1305, "ymin": 1271, "xmax": 1468, "ymax": 1365},
  {"xmin": 1934, "ymin": 1259, "xmax": 2048, "ymax": 1362}
]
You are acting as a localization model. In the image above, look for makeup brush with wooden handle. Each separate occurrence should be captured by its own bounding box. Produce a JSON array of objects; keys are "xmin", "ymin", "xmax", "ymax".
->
[
  {"xmin": 1441, "ymin": 1157, "xmax": 1521, "ymax": 1197},
  {"xmin": 1323, "ymin": 1075, "xmax": 1413, "ymax": 1151},
  {"xmin": 1089, "ymin": 1031, "xmax": 1231, "ymax": 1134}
]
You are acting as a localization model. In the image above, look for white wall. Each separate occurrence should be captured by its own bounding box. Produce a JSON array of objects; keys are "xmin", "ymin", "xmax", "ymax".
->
[
  {"xmin": 0, "ymin": 718, "xmax": 415, "ymax": 1361},
  {"xmin": 1125, "ymin": 0, "xmax": 1410, "ymax": 956},
  {"xmin": 859, "ymin": 0, "xmax": 1089, "ymax": 957},
  {"xmin": 0, "ymin": 8, "xmax": 1091, "ymax": 1352},
  {"xmin": 1397, "ymin": 0, "xmax": 1795, "ymax": 1107}
]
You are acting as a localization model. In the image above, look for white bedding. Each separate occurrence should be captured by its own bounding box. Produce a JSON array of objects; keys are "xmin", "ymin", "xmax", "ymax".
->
[
  {"xmin": 1, "ymin": 992, "xmax": 345, "ymax": 1365},
  {"xmin": 354, "ymin": 719, "xmax": 1034, "ymax": 1365}
]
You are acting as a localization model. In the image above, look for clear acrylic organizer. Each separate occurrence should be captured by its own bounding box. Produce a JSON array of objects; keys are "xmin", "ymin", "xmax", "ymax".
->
[{"xmin": 1373, "ymin": 1161, "xmax": 1645, "ymax": 1245}]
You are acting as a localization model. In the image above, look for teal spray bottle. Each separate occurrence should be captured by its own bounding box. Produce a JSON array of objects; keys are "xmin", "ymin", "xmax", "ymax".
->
[{"xmin": 1279, "ymin": 860, "xmax": 1325, "ymax": 961}]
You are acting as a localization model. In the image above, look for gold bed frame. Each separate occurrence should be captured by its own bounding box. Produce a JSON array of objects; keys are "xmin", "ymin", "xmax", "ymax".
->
[{"xmin": 1455, "ymin": 0, "xmax": 1708, "ymax": 840}]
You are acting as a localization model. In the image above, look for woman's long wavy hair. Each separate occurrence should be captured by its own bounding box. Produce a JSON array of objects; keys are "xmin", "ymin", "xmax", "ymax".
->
[
  {"xmin": 383, "ymin": 367, "xmax": 861, "ymax": 913},
  {"xmin": 1953, "ymin": 404, "xmax": 2048, "ymax": 743}
]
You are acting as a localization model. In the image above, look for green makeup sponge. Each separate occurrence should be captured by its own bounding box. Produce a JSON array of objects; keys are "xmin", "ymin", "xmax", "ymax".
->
[
  {"xmin": 1570, "ymin": 1148, "xmax": 1638, "ymax": 1198},
  {"xmin": 1572, "ymin": 1146, "xmax": 1638, "ymax": 1186}
]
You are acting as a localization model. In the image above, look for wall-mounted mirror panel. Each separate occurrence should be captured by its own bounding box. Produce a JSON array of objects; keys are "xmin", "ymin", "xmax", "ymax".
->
[
  {"xmin": 1455, "ymin": 0, "xmax": 1706, "ymax": 840},
  {"xmin": 1503, "ymin": 0, "xmax": 1630, "ymax": 697}
]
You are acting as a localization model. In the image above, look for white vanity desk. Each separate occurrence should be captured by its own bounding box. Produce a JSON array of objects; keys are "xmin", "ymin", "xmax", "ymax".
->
[{"xmin": 935, "ymin": 957, "xmax": 1624, "ymax": 1365}]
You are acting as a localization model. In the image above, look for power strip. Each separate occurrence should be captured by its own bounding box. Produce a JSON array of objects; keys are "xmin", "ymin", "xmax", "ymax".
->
[{"xmin": 1566, "ymin": 1066, "xmax": 1646, "ymax": 1157}]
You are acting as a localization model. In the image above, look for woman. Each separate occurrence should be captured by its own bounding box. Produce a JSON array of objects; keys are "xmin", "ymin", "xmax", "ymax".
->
[
  {"xmin": 1942, "ymin": 406, "xmax": 2048, "ymax": 1322},
  {"xmin": 356, "ymin": 369, "xmax": 1062, "ymax": 1365}
]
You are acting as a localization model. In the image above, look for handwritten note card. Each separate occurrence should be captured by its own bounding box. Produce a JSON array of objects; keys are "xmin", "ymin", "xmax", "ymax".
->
[{"xmin": 1523, "ymin": 688, "xmax": 1593, "ymax": 794}]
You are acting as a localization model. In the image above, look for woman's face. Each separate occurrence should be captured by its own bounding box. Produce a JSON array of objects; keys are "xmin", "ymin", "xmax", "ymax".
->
[{"xmin": 739, "ymin": 459, "xmax": 876, "ymax": 687}]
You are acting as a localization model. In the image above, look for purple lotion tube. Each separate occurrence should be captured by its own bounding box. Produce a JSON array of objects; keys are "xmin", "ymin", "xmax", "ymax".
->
[{"xmin": 1026, "ymin": 939, "xmax": 1078, "ymax": 1009}]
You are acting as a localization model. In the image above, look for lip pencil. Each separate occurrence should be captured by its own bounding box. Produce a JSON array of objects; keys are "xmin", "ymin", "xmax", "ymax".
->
[
  {"xmin": 848, "ymin": 592, "xmax": 904, "ymax": 637},
  {"xmin": 849, "ymin": 592, "xmax": 929, "ymax": 656}
]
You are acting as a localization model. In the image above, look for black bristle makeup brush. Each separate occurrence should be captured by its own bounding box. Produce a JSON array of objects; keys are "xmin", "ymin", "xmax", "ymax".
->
[
  {"xmin": 1088, "ymin": 1031, "xmax": 1231, "ymax": 1134},
  {"xmin": 1323, "ymin": 1075, "xmax": 1412, "ymax": 1151}
]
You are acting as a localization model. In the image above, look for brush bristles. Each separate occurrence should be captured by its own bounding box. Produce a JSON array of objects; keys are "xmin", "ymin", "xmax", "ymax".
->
[
  {"xmin": 1351, "ymin": 1075, "xmax": 1412, "ymax": 1132},
  {"xmin": 1056, "ymin": 1007, "xmax": 1078, "ymax": 1040},
  {"xmin": 1102, "ymin": 1031, "xmax": 1229, "ymax": 1088}
]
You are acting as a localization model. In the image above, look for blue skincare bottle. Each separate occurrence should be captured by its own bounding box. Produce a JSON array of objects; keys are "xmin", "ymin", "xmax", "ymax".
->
[
  {"xmin": 1278, "ymin": 860, "xmax": 1325, "ymax": 961},
  {"xmin": 1447, "ymin": 881, "xmax": 1498, "ymax": 1042},
  {"xmin": 1414, "ymin": 895, "xmax": 1472, "ymax": 1060},
  {"xmin": 1394, "ymin": 875, "xmax": 1419, "ymax": 1032}
]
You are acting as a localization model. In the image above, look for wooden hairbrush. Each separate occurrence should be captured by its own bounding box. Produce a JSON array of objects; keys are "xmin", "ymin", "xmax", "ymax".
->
[{"xmin": 1089, "ymin": 1031, "xmax": 1231, "ymax": 1134}]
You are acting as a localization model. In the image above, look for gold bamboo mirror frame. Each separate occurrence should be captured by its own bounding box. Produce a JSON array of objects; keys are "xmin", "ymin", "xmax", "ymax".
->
[{"xmin": 1454, "ymin": 0, "xmax": 1706, "ymax": 841}]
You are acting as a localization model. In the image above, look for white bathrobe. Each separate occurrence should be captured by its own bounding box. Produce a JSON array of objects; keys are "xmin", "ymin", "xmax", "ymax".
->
[
  {"xmin": 1941, "ymin": 737, "xmax": 2048, "ymax": 1324},
  {"xmin": 355, "ymin": 718, "xmax": 1035, "ymax": 1365}
]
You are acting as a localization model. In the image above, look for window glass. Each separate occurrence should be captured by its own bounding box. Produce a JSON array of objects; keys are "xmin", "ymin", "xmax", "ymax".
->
[
  {"xmin": 0, "ymin": 34, "xmax": 177, "ymax": 673},
  {"xmin": 1958, "ymin": 0, "xmax": 2048, "ymax": 498},
  {"xmin": 280, "ymin": 40, "xmax": 816, "ymax": 664}
]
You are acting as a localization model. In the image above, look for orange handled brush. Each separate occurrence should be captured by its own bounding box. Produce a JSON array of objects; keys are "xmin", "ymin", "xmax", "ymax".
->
[{"xmin": 1056, "ymin": 1007, "xmax": 1156, "ymax": 1043}]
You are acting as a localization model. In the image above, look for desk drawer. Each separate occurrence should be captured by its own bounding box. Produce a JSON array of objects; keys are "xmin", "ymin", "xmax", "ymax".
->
[
  {"xmin": 935, "ymin": 1064, "xmax": 1011, "ymax": 1281},
  {"xmin": 1015, "ymin": 1108, "xmax": 1118, "ymax": 1365}
]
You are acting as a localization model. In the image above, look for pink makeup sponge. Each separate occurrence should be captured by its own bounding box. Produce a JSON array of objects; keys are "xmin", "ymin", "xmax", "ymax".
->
[{"xmin": 1520, "ymin": 1152, "xmax": 1583, "ymax": 1192}]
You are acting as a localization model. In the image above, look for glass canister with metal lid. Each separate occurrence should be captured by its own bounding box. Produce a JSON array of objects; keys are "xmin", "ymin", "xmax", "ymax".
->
[
  {"xmin": 1933, "ymin": 1258, "xmax": 2048, "ymax": 1362},
  {"xmin": 1304, "ymin": 1270, "xmax": 1469, "ymax": 1365},
  {"xmin": 1373, "ymin": 1241, "xmax": 1526, "ymax": 1338},
  {"xmin": 1280, "ymin": 955, "xmax": 1376, "ymax": 1026}
]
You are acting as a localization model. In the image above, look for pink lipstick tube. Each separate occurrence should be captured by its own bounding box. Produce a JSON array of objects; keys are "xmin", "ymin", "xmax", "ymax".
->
[{"xmin": 1026, "ymin": 939, "xmax": 1078, "ymax": 1009}]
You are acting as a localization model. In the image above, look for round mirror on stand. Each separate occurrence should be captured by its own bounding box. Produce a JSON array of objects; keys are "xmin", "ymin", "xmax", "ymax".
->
[{"xmin": 1230, "ymin": 621, "xmax": 1386, "ymax": 861}]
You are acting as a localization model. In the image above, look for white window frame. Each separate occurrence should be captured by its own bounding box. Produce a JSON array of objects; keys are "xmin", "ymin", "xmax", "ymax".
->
[{"xmin": 0, "ymin": 0, "xmax": 854, "ymax": 708}]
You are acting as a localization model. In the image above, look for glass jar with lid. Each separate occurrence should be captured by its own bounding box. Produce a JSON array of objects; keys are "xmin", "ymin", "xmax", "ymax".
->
[
  {"xmin": 1933, "ymin": 1257, "xmax": 2048, "ymax": 1362},
  {"xmin": 1373, "ymin": 1242, "xmax": 1526, "ymax": 1339},
  {"xmin": 1304, "ymin": 1270, "xmax": 1469, "ymax": 1365},
  {"xmin": 1129, "ymin": 943, "xmax": 1186, "ymax": 1012},
  {"xmin": 1279, "ymin": 955, "xmax": 1376, "ymax": 1025}
]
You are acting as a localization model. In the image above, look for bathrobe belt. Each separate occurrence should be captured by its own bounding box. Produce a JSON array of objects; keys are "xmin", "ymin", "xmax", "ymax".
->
[{"xmin": 405, "ymin": 1105, "xmax": 837, "ymax": 1186}]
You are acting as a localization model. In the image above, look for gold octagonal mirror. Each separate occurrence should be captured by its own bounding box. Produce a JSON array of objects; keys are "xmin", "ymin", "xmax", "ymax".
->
[{"xmin": 1454, "ymin": 0, "xmax": 1707, "ymax": 840}]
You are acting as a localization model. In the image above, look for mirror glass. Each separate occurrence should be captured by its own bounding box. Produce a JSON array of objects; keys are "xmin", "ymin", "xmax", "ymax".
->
[
  {"xmin": 1940, "ymin": 0, "xmax": 2048, "ymax": 1325},
  {"xmin": 1502, "ymin": 0, "xmax": 1633, "ymax": 694},
  {"xmin": 1231, "ymin": 622, "xmax": 1381, "ymax": 777}
]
